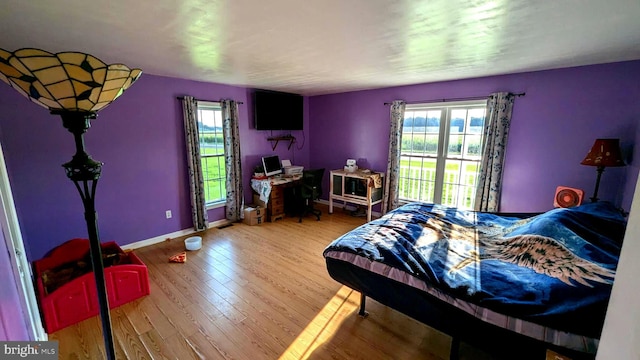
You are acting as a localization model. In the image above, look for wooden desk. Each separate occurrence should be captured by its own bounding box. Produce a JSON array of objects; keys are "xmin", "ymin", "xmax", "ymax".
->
[{"xmin": 251, "ymin": 177, "xmax": 301, "ymax": 222}]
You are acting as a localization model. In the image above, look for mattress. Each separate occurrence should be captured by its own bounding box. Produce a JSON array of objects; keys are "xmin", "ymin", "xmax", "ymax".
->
[{"xmin": 323, "ymin": 201, "xmax": 626, "ymax": 354}]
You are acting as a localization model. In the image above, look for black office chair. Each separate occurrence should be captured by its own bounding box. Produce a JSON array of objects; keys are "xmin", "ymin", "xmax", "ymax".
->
[{"xmin": 298, "ymin": 168, "xmax": 325, "ymax": 222}]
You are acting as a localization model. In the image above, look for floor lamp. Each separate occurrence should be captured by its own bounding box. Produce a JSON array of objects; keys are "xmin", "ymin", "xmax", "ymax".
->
[
  {"xmin": 0, "ymin": 48, "xmax": 142, "ymax": 360},
  {"xmin": 580, "ymin": 138, "xmax": 625, "ymax": 202}
]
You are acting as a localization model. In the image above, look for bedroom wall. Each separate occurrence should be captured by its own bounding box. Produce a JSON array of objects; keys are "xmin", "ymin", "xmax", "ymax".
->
[
  {"xmin": 1, "ymin": 61, "xmax": 637, "ymax": 261},
  {"xmin": 0, "ymin": 75, "xmax": 310, "ymax": 261},
  {"xmin": 308, "ymin": 60, "xmax": 640, "ymax": 213}
]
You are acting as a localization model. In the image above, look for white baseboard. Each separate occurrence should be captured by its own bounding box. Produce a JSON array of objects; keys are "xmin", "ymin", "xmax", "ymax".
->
[
  {"xmin": 121, "ymin": 200, "xmax": 381, "ymax": 252},
  {"xmin": 120, "ymin": 218, "xmax": 232, "ymax": 251}
]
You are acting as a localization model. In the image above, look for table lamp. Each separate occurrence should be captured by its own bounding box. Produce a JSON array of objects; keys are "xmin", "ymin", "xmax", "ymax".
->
[
  {"xmin": 580, "ymin": 138, "xmax": 625, "ymax": 202},
  {"xmin": 0, "ymin": 48, "xmax": 141, "ymax": 360}
]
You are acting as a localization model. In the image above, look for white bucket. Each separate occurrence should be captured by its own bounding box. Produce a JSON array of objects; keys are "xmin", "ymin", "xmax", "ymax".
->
[{"xmin": 184, "ymin": 236, "xmax": 202, "ymax": 251}]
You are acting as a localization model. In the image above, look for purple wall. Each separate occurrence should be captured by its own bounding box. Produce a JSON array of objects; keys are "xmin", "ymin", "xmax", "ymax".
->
[
  {"xmin": 1, "ymin": 61, "xmax": 638, "ymax": 261},
  {"xmin": 0, "ymin": 226, "xmax": 30, "ymax": 340},
  {"xmin": 0, "ymin": 75, "xmax": 310, "ymax": 261},
  {"xmin": 309, "ymin": 61, "xmax": 640, "ymax": 213}
]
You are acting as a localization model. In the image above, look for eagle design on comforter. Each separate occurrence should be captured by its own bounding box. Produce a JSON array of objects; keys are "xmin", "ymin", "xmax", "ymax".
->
[
  {"xmin": 420, "ymin": 218, "xmax": 616, "ymax": 287},
  {"xmin": 324, "ymin": 201, "xmax": 626, "ymax": 336}
]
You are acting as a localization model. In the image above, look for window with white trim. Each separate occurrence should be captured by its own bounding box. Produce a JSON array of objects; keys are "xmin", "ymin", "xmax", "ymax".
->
[
  {"xmin": 399, "ymin": 101, "xmax": 487, "ymax": 209},
  {"xmin": 197, "ymin": 101, "xmax": 226, "ymax": 206}
]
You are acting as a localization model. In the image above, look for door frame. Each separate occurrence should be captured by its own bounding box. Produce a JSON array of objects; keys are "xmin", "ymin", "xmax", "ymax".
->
[{"xmin": 0, "ymin": 142, "xmax": 47, "ymax": 340}]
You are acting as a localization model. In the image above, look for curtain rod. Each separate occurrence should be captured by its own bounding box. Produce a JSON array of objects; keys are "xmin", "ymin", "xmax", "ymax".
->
[
  {"xmin": 383, "ymin": 92, "xmax": 525, "ymax": 105},
  {"xmin": 176, "ymin": 96, "xmax": 244, "ymax": 104}
]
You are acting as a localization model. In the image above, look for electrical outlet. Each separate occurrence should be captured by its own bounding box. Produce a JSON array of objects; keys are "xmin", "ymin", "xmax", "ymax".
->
[{"xmin": 165, "ymin": 210, "xmax": 172, "ymax": 219}]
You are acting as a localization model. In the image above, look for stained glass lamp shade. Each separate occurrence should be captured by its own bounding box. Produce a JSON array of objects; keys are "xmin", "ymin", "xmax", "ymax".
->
[
  {"xmin": 0, "ymin": 48, "xmax": 142, "ymax": 360},
  {"xmin": 0, "ymin": 48, "xmax": 141, "ymax": 112}
]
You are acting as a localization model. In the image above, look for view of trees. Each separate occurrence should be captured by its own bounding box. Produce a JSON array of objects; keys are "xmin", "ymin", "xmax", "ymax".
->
[
  {"xmin": 403, "ymin": 115, "xmax": 484, "ymax": 132},
  {"xmin": 401, "ymin": 115, "xmax": 484, "ymax": 156},
  {"xmin": 401, "ymin": 136, "xmax": 481, "ymax": 155},
  {"xmin": 200, "ymin": 133, "xmax": 224, "ymax": 144},
  {"xmin": 199, "ymin": 119, "xmax": 224, "ymax": 144}
]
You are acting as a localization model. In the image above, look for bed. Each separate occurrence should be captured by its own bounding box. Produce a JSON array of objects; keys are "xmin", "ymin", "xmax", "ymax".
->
[{"xmin": 323, "ymin": 201, "xmax": 626, "ymax": 359}]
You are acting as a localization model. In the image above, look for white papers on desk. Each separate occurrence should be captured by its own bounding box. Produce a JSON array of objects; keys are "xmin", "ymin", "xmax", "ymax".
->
[{"xmin": 281, "ymin": 159, "xmax": 292, "ymax": 167}]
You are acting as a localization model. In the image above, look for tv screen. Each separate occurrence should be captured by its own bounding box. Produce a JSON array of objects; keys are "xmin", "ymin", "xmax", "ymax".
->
[
  {"xmin": 254, "ymin": 89, "xmax": 303, "ymax": 130},
  {"xmin": 262, "ymin": 155, "xmax": 282, "ymax": 177}
]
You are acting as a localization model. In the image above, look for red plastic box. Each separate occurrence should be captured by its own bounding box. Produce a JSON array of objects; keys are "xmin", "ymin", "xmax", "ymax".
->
[{"xmin": 33, "ymin": 238, "xmax": 150, "ymax": 333}]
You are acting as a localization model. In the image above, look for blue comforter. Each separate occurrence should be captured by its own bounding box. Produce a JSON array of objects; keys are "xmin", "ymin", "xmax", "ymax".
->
[{"xmin": 323, "ymin": 201, "xmax": 626, "ymax": 336}]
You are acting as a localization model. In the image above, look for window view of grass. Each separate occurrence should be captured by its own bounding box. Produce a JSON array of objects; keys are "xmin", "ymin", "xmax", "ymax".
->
[
  {"xmin": 399, "ymin": 157, "xmax": 479, "ymax": 209},
  {"xmin": 200, "ymin": 147, "xmax": 226, "ymax": 203},
  {"xmin": 399, "ymin": 106, "xmax": 485, "ymax": 209},
  {"xmin": 198, "ymin": 106, "xmax": 226, "ymax": 204}
]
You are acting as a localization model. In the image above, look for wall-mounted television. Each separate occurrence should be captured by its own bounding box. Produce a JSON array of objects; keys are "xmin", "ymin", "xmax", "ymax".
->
[
  {"xmin": 262, "ymin": 155, "xmax": 282, "ymax": 177},
  {"xmin": 254, "ymin": 89, "xmax": 303, "ymax": 130}
]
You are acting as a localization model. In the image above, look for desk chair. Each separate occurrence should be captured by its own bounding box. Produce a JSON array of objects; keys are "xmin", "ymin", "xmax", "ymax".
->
[{"xmin": 298, "ymin": 168, "xmax": 325, "ymax": 222}]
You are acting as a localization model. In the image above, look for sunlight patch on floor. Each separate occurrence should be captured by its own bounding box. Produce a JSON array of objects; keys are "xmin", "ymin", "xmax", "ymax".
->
[{"xmin": 278, "ymin": 285, "xmax": 357, "ymax": 359}]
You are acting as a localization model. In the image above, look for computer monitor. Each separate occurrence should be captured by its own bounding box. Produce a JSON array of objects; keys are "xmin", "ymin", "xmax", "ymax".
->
[{"xmin": 262, "ymin": 155, "xmax": 282, "ymax": 177}]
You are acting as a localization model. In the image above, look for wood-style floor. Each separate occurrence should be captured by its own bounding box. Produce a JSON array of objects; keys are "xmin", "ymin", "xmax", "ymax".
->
[{"xmin": 49, "ymin": 205, "xmax": 492, "ymax": 360}]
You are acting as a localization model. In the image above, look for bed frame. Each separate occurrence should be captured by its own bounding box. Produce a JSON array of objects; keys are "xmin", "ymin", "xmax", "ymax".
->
[{"xmin": 326, "ymin": 256, "xmax": 597, "ymax": 360}]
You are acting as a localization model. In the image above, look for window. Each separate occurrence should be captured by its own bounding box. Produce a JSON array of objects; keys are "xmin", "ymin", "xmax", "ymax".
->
[
  {"xmin": 197, "ymin": 101, "xmax": 226, "ymax": 206},
  {"xmin": 399, "ymin": 101, "xmax": 487, "ymax": 209}
]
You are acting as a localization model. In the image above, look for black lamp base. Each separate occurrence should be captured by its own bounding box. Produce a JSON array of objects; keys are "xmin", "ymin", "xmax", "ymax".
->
[
  {"xmin": 56, "ymin": 110, "xmax": 115, "ymax": 360},
  {"xmin": 589, "ymin": 166, "xmax": 605, "ymax": 203}
]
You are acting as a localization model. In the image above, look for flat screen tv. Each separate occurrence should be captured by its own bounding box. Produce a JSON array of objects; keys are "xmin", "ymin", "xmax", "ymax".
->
[
  {"xmin": 254, "ymin": 89, "xmax": 303, "ymax": 130},
  {"xmin": 262, "ymin": 155, "xmax": 282, "ymax": 177}
]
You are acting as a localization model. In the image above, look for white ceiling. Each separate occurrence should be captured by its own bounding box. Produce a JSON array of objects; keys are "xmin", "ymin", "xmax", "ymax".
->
[{"xmin": 1, "ymin": 0, "xmax": 639, "ymax": 96}]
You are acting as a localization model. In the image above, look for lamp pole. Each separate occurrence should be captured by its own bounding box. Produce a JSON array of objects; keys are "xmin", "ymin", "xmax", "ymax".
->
[
  {"xmin": 56, "ymin": 110, "xmax": 116, "ymax": 360},
  {"xmin": 590, "ymin": 166, "xmax": 605, "ymax": 203}
]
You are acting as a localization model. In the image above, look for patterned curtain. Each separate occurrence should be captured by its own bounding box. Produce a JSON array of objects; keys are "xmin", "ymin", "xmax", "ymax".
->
[
  {"xmin": 221, "ymin": 100, "xmax": 244, "ymax": 221},
  {"xmin": 181, "ymin": 96, "xmax": 209, "ymax": 231},
  {"xmin": 382, "ymin": 100, "xmax": 406, "ymax": 214},
  {"xmin": 474, "ymin": 92, "xmax": 515, "ymax": 212}
]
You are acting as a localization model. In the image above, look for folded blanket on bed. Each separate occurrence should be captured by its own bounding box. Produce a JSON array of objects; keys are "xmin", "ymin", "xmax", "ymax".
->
[{"xmin": 323, "ymin": 201, "xmax": 626, "ymax": 337}]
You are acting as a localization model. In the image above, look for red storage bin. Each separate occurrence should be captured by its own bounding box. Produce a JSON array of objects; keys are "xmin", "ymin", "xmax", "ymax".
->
[{"xmin": 33, "ymin": 238, "xmax": 150, "ymax": 333}]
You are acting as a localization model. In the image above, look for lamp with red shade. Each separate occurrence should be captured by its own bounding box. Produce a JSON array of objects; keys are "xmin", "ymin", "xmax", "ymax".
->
[{"xmin": 580, "ymin": 138, "xmax": 625, "ymax": 202}]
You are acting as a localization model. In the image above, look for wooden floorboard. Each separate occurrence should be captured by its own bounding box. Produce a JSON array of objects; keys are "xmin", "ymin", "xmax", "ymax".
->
[{"xmin": 49, "ymin": 205, "xmax": 492, "ymax": 360}]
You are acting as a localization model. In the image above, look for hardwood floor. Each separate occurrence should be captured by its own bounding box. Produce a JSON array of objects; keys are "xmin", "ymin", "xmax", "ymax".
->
[{"xmin": 49, "ymin": 205, "xmax": 491, "ymax": 359}]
